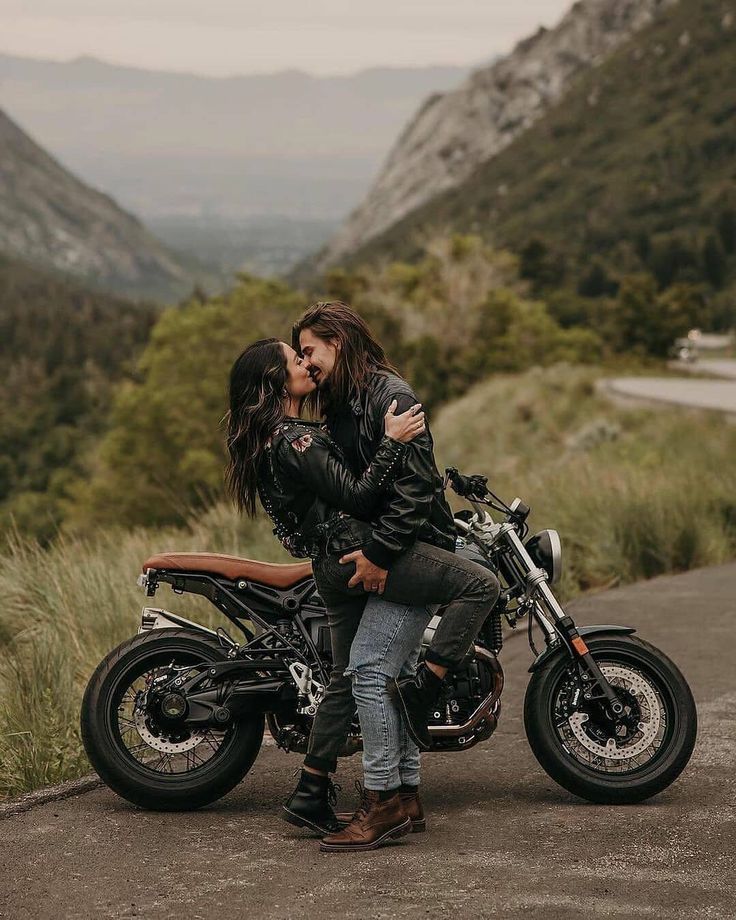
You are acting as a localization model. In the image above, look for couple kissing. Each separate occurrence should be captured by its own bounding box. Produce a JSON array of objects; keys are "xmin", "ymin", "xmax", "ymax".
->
[{"xmin": 225, "ymin": 301, "xmax": 500, "ymax": 853}]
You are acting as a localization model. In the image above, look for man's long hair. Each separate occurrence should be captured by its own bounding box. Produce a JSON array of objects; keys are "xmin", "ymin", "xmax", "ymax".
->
[
  {"xmin": 225, "ymin": 337, "xmax": 288, "ymax": 517},
  {"xmin": 292, "ymin": 301, "xmax": 397, "ymax": 415}
]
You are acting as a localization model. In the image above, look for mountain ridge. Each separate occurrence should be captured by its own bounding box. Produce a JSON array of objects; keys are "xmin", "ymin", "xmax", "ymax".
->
[
  {"xmin": 0, "ymin": 49, "xmax": 470, "ymax": 85},
  {"xmin": 0, "ymin": 106, "xmax": 190, "ymax": 300},
  {"xmin": 332, "ymin": 0, "xmax": 736, "ymax": 300},
  {"xmin": 313, "ymin": 0, "xmax": 679, "ymax": 270},
  {"xmin": 0, "ymin": 52, "xmax": 469, "ymax": 221}
]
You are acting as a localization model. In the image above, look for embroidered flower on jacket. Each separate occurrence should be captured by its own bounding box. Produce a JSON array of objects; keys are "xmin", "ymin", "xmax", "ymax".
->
[{"xmin": 291, "ymin": 433, "xmax": 313, "ymax": 453}]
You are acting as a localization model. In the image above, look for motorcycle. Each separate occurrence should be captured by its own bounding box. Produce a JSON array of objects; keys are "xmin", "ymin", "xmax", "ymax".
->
[{"xmin": 81, "ymin": 468, "xmax": 697, "ymax": 811}]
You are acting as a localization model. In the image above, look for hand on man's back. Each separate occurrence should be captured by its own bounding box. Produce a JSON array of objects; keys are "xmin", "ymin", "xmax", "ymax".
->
[{"xmin": 339, "ymin": 550, "xmax": 389, "ymax": 594}]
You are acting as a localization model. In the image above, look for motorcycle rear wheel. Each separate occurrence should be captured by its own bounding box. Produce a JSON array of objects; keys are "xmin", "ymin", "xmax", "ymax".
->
[
  {"xmin": 81, "ymin": 628, "xmax": 264, "ymax": 810},
  {"xmin": 524, "ymin": 634, "xmax": 696, "ymax": 804}
]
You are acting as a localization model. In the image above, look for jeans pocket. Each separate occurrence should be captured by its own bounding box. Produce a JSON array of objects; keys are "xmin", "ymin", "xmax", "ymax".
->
[{"xmin": 325, "ymin": 516, "xmax": 372, "ymax": 556}]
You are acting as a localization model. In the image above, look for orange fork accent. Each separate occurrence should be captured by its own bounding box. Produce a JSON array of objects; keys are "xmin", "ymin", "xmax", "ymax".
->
[{"xmin": 571, "ymin": 636, "xmax": 590, "ymax": 656}]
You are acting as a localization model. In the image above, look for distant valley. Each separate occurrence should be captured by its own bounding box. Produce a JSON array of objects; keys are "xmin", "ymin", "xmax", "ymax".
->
[
  {"xmin": 0, "ymin": 54, "xmax": 468, "ymax": 224},
  {"xmin": 148, "ymin": 214, "xmax": 338, "ymax": 283}
]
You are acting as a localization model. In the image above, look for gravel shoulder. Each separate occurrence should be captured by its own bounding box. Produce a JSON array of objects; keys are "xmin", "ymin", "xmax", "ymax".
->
[{"xmin": 1, "ymin": 563, "xmax": 734, "ymax": 920}]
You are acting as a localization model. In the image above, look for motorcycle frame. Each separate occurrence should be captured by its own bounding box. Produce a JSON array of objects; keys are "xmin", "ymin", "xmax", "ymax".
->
[
  {"xmin": 137, "ymin": 476, "xmax": 635, "ymax": 733},
  {"xmin": 138, "ymin": 551, "xmax": 505, "ymax": 745},
  {"xmin": 458, "ymin": 493, "xmax": 634, "ymax": 713},
  {"xmin": 140, "ymin": 567, "xmax": 330, "ymax": 688}
]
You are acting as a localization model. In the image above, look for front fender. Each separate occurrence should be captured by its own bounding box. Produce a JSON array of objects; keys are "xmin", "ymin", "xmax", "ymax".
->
[{"xmin": 528, "ymin": 625, "xmax": 636, "ymax": 673}]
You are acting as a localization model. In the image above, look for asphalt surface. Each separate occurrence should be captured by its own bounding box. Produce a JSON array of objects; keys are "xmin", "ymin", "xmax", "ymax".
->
[
  {"xmin": 689, "ymin": 359, "xmax": 736, "ymax": 380},
  {"xmin": 604, "ymin": 359, "xmax": 736, "ymax": 415},
  {"xmin": 1, "ymin": 563, "xmax": 735, "ymax": 920},
  {"xmin": 605, "ymin": 377, "xmax": 736, "ymax": 414}
]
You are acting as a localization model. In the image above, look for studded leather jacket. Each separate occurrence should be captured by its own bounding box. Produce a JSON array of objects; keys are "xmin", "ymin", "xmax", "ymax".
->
[
  {"xmin": 325, "ymin": 370, "xmax": 456, "ymax": 569},
  {"xmin": 257, "ymin": 418, "xmax": 408, "ymax": 560}
]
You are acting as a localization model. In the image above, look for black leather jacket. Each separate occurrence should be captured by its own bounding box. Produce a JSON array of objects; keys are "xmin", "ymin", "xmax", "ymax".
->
[
  {"xmin": 325, "ymin": 370, "xmax": 456, "ymax": 568},
  {"xmin": 257, "ymin": 418, "xmax": 408, "ymax": 559}
]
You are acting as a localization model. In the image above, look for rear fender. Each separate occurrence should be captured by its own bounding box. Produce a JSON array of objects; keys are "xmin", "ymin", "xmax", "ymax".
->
[
  {"xmin": 138, "ymin": 607, "xmax": 238, "ymax": 649},
  {"xmin": 528, "ymin": 625, "xmax": 636, "ymax": 673}
]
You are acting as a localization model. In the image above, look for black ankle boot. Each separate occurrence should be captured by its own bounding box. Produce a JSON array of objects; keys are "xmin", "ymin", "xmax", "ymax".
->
[
  {"xmin": 394, "ymin": 664, "xmax": 444, "ymax": 750},
  {"xmin": 282, "ymin": 770, "xmax": 341, "ymax": 835}
]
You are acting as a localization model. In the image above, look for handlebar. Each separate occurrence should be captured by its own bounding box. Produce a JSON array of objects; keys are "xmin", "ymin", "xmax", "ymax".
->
[
  {"xmin": 444, "ymin": 467, "xmax": 489, "ymax": 499},
  {"xmin": 444, "ymin": 467, "xmax": 529, "ymax": 535}
]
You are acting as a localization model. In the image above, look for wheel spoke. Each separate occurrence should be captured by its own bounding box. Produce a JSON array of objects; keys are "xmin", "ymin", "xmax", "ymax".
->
[
  {"xmin": 126, "ymin": 741, "xmax": 152, "ymax": 758},
  {"xmin": 110, "ymin": 651, "xmax": 237, "ymax": 777},
  {"xmin": 201, "ymin": 731, "xmax": 223, "ymax": 754}
]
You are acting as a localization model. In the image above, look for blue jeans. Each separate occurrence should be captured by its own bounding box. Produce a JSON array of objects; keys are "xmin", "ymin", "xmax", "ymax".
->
[
  {"xmin": 345, "ymin": 598, "xmax": 433, "ymax": 791},
  {"xmin": 306, "ymin": 540, "xmax": 499, "ymax": 776}
]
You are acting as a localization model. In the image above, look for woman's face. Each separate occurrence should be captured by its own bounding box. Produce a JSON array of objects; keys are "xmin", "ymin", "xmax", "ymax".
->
[{"xmin": 281, "ymin": 342, "xmax": 316, "ymax": 399}]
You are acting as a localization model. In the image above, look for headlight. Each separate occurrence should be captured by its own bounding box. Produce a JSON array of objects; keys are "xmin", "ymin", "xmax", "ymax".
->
[{"xmin": 525, "ymin": 529, "xmax": 562, "ymax": 584}]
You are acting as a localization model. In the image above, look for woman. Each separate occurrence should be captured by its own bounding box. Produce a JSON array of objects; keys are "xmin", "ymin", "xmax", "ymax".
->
[{"xmin": 226, "ymin": 337, "xmax": 499, "ymax": 852}]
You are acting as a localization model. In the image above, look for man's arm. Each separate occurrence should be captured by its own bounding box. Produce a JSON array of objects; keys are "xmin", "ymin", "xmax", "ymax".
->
[
  {"xmin": 361, "ymin": 389, "xmax": 435, "ymax": 569},
  {"xmin": 277, "ymin": 427, "xmax": 407, "ymax": 518}
]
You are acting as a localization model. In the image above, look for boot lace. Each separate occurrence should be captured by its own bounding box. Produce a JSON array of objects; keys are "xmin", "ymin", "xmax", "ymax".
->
[
  {"xmin": 326, "ymin": 779, "xmax": 341, "ymax": 808},
  {"xmin": 352, "ymin": 780, "xmax": 372, "ymax": 819}
]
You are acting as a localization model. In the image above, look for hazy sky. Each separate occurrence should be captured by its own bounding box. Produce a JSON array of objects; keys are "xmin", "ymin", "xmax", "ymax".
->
[{"xmin": 0, "ymin": 0, "xmax": 573, "ymax": 76}]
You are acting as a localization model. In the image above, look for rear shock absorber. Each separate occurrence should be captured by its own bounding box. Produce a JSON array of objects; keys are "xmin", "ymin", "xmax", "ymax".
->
[{"xmin": 486, "ymin": 609, "xmax": 503, "ymax": 654}]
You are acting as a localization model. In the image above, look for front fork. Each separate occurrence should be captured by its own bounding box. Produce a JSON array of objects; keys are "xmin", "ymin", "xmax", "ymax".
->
[{"xmin": 505, "ymin": 528, "xmax": 625, "ymax": 718}]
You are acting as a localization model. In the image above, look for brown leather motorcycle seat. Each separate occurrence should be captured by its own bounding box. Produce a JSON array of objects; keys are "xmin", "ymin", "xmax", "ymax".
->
[{"xmin": 141, "ymin": 552, "xmax": 313, "ymax": 588}]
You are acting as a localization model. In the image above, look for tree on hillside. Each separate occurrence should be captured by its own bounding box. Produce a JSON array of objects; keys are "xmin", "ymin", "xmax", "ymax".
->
[
  {"xmin": 65, "ymin": 275, "xmax": 303, "ymax": 530},
  {"xmin": 717, "ymin": 208, "xmax": 736, "ymax": 255},
  {"xmin": 472, "ymin": 289, "xmax": 602, "ymax": 375},
  {"xmin": 0, "ymin": 256, "xmax": 157, "ymax": 541},
  {"xmin": 610, "ymin": 275, "xmax": 709, "ymax": 356},
  {"xmin": 577, "ymin": 260, "xmax": 618, "ymax": 298},
  {"xmin": 702, "ymin": 233, "xmax": 726, "ymax": 288},
  {"xmin": 519, "ymin": 238, "xmax": 566, "ymax": 293}
]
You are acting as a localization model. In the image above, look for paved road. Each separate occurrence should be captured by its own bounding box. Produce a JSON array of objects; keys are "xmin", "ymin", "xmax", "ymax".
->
[
  {"xmin": 603, "ymin": 359, "xmax": 736, "ymax": 415},
  {"xmin": 687, "ymin": 359, "xmax": 736, "ymax": 380},
  {"xmin": 1, "ymin": 564, "xmax": 735, "ymax": 920},
  {"xmin": 604, "ymin": 377, "xmax": 736, "ymax": 414}
]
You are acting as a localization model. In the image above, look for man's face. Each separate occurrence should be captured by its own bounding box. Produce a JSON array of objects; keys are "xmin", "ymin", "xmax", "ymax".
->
[{"xmin": 298, "ymin": 328, "xmax": 338, "ymax": 388}]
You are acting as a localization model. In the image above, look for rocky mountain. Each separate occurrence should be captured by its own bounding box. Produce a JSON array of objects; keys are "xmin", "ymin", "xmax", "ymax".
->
[
  {"xmin": 0, "ymin": 55, "xmax": 467, "ymax": 222},
  {"xmin": 335, "ymin": 0, "xmax": 736, "ymax": 302},
  {"xmin": 315, "ymin": 0, "xmax": 678, "ymax": 270},
  {"xmin": 0, "ymin": 107, "xmax": 190, "ymax": 300}
]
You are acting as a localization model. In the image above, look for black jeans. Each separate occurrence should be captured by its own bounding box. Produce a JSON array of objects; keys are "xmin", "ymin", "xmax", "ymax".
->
[{"xmin": 304, "ymin": 540, "xmax": 500, "ymax": 773}]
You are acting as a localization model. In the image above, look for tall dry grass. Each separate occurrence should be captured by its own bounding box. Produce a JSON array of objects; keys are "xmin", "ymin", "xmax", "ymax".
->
[
  {"xmin": 2, "ymin": 363, "xmax": 735, "ymax": 795},
  {"xmin": 434, "ymin": 364, "xmax": 736, "ymax": 595},
  {"xmin": 0, "ymin": 508, "xmax": 289, "ymax": 795}
]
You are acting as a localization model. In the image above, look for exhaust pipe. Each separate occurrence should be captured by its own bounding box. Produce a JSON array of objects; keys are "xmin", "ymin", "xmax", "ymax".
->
[{"xmin": 428, "ymin": 646, "xmax": 504, "ymax": 739}]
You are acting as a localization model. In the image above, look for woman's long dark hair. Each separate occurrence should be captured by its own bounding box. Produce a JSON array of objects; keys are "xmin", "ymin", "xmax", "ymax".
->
[{"xmin": 225, "ymin": 338, "xmax": 288, "ymax": 517}]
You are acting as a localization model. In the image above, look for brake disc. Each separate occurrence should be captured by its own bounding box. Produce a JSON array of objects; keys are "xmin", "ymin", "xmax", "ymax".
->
[
  {"xmin": 567, "ymin": 664, "xmax": 662, "ymax": 761},
  {"xmin": 132, "ymin": 708, "xmax": 205, "ymax": 754}
]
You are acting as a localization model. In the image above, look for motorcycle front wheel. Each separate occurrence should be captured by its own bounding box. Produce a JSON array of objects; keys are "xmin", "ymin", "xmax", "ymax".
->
[
  {"xmin": 81, "ymin": 628, "xmax": 264, "ymax": 810},
  {"xmin": 523, "ymin": 634, "xmax": 697, "ymax": 804}
]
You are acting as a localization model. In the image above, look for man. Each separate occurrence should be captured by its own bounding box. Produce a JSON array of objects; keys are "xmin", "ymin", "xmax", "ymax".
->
[{"xmin": 283, "ymin": 301, "xmax": 499, "ymax": 851}]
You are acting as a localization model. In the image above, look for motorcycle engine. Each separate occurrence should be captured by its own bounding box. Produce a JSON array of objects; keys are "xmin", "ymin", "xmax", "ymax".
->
[{"xmin": 424, "ymin": 647, "xmax": 500, "ymax": 752}]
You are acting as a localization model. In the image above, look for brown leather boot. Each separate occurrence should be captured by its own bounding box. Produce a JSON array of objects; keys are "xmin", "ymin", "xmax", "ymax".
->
[
  {"xmin": 320, "ymin": 788, "xmax": 411, "ymax": 852},
  {"xmin": 400, "ymin": 790, "xmax": 426, "ymax": 833},
  {"xmin": 336, "ymin": 789, "xmax": 426, "ymax": 833}
]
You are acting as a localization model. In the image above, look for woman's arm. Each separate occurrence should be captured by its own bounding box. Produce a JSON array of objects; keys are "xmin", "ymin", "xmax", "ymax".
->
[{"xmin": 276, "ymin": 427, "xmax": 409, "ymax": 518}]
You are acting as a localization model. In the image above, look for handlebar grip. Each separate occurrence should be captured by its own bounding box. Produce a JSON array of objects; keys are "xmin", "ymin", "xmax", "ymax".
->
[{"xmin": 445, "ymin": 468, "xmax": 489, "ymax": 498}]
